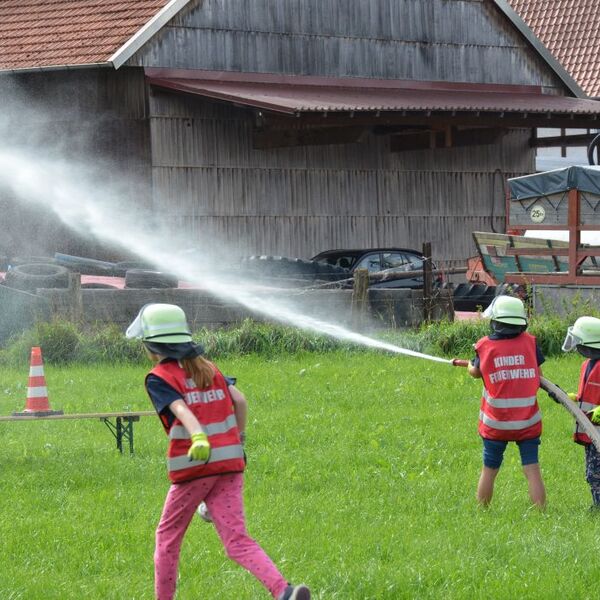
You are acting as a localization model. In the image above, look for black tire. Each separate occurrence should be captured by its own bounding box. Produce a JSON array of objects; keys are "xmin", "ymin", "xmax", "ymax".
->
[
  {"xmin": 241, "ymin": 255, "xmax": 349, "ymax": 283},
  {"xmin": 452, "ymin": 283, "xmax": 472, "ymax": 299},
  {"xmin": 125, "ymin": 269, "xmax": 178, "ymax": 289},
  {"xmin": 454, "ymin": 284, "xmax": 496, "ymax": 311},
  {"xmin": 8, "ymin": 256, "xmax": 56, "ymax": 266},
  {"xmin": 4, "ymin": 263, "xmax": 70, "ymax": 292},
  {"xmin": 495, "ymin": 283, "xmax": 525, "ymax": 298},
  {"xmin": 54, "ymin": 253, "xmax": 115, "ymax": 275},
  {"xmin": 113, "ymin": 260, "xmax": 156, "ymax": 277},
  {"xmin": 81, "ymin": 283, "xmax": 119, "ymax": 289}
]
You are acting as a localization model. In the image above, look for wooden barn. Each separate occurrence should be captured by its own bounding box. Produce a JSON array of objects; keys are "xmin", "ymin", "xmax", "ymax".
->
[{"xmin": 1, "ymin": 0, "xmax": 600, "ymax": 265}]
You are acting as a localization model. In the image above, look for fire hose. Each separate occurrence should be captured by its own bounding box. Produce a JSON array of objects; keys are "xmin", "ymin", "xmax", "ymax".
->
[{"xmin": 451, "ymin": 359, "xmax": 600, "ymax": 452}]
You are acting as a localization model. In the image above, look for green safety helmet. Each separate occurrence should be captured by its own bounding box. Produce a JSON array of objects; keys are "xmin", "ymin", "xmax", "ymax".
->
[
  {"xmin": 483, "ymin": 295, "xmax": 527, "ymax": 326},
  {"xmin": 562, "ymin": 316, "xmax": 600, "ymax": 352},
  {"xmin": 126, "ymin": 303, "xmax": 192, "ymax": 343}
]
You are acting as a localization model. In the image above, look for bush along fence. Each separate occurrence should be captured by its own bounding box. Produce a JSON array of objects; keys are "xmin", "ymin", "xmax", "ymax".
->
[
  {"xmin": 0, "ymin": 273, "xmax": 454, "ymax": 346},
  {"xmin": 0, "ymin": 310, "xmax": 597, "ymax": 368}
]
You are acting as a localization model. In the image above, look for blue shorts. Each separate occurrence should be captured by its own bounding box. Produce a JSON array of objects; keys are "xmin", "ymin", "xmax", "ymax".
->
[{"xmin": 482, "ymin": 437, "xmax": 541, "ymax": 469}]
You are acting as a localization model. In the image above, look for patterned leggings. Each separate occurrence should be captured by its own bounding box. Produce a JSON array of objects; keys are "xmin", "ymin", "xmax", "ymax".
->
[
  {"xmin": 154, "ymin": 472, "xmax": 288, "ymax": 600},
  {"xmin": 585, "ymin": 444, "xmax": 600, "ymax": 505}
]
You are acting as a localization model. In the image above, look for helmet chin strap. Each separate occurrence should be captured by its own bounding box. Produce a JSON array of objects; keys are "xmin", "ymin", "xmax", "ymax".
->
[
  {"xmin": 490, "ymin": 321, "xmax": 526, "ymax": 336},
  {"xmin": 576, "ymin": 345, "xmax": 600, "ymax": 360}
]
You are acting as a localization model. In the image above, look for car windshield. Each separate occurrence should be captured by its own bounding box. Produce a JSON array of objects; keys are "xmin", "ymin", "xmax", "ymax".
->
[
  {"xmin": 313, "ymin": 253, "xmax": 358, "ymax": 269},
  {"xmin": 356, "ymin": 252, "xmax": 424, "ymax": 273}
]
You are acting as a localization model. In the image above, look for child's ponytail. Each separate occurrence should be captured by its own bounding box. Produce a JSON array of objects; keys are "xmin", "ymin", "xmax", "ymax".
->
[{"xmin": 180, "ymin": 355, "xmax": 216, "ymax": 389}]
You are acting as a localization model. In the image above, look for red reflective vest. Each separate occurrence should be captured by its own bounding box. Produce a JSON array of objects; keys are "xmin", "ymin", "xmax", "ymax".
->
[
  {"xmin": 475, "ymin": 333, "xmax": 541, "ymax": 441},
  {"xmin": 574, "ymin": 360, "xmax": 600, "ymax": 445},
  {"xmin": 148, "ymin": 361, "xmax": 245, "ymax": 483}
]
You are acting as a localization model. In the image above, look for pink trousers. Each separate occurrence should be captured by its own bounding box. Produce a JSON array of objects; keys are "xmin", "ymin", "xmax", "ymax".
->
[{"xmin": 154, "ymin": 472, "xmax": 288, "ymax": 600}]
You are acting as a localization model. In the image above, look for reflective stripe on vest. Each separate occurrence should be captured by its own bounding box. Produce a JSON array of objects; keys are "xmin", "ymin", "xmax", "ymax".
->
[
  {"xmin": 479, "ymin": 409, "xmax": 541, "ymax": 431},
  {"xmin": 169, "ymin": 414, "xmax": 238, "ymax": 440},
  {"xmin": 168, "ymin": 444, "xmax": 245, "ymax": 471},
  {"xmin": 483, "ymin": 389, "xmax": 537, "ymax": 409},
  {"xmin": 149, "ymin": 360, "xmax": 245, "ymax": 482}
]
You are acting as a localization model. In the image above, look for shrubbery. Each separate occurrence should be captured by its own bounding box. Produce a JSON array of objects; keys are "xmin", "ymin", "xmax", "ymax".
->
[{"xmin": 0, "ymin": 306, "xmax": 597, "ymax": 366}]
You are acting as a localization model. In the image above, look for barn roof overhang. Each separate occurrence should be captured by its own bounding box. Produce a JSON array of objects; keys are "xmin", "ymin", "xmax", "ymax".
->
[{"xmin": 145, "ymin": 69, "xmax": 600, "ymax": 130}]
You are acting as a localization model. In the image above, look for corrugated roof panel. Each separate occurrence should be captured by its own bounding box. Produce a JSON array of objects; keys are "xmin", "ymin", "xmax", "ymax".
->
[
  {"xmin": 0, "ymin": 0, "xmax": 171, "ymax": 69},
  {"xmin": 509, "ymin": 0, "xmax": 600, "ymax": 97},
  {"xmin": 146, "ymin": 72, "xmax": 600, "ymax": 116}
]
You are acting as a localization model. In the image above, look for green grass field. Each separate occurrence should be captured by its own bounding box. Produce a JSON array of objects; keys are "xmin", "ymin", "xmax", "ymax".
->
[{"xmin": 1, "ymin": 352, "xmax": 599, "ymax": 599}]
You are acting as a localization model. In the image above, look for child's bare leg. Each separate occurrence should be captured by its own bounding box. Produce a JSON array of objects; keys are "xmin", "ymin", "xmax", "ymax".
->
[
  {"xmin": 523, "ymin": 463, "xmax": 546, "ymax": 508},
  {"xmin": 477, "ymin": 466, "xmax": 499, "ymax": 506}
]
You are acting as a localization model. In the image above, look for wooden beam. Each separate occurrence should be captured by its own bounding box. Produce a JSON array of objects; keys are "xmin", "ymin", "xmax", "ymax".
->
[
  {"xmin": 530, "ymin": 133, "xmax": 597, "ymax": 148},
  {"xmin": 390, "ymin": 127, "xmax": 507, "ymax": 152},
  {"xmin": 505, "ymin": 274, "xmax": 600, "ymax": 285},
  {"xmin": 253, "ymin": 125, "xmax": 366, "ymax": 148},
  {"xmin": 261, "ymin": 112, "xmax": 600, "ymax": 130}
]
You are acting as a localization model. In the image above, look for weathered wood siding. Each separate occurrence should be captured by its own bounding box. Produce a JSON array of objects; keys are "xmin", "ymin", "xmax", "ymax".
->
[
  {"xmin": 131, "ymin": 0, "xmax": 564, "ymax": 90},
  {"xmin": 149, "ymin": 90, "xmax": 532, "ymax": 260},
  {"xmin": 127, "ymin": 0, "xmax": 555, "ymax": 261},
  {"xmin": 0, "ymin": 68, "xmax": 151, "ymax": 261}
]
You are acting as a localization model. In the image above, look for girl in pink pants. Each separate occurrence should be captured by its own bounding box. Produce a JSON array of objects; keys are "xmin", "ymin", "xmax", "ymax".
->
[
  {"xmin": 126, "ymin": 303, "xmax": 310, "ymax": 600},
  {"xmin": 155, "ymin": 473, "xmax": 290, "ymax": 599}
]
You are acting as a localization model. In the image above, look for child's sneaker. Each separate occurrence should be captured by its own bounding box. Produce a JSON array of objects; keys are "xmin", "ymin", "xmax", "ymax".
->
[
  {"xmin": 196, "ymin": 502, "xmax": 212, "ymax": 522},
  {"xmin": 278, "ymin": 584, "xmax": 310, "ymax": 600}
]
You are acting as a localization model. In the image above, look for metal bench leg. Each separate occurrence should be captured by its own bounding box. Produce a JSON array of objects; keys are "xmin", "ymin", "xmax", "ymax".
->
[
  {"xmin": 116, "ymin": 417, "xmax": 123, "ymax": 453},
  {"xmin": 101, "ymin": 416, "xmax": 139, "ymax": 454}
]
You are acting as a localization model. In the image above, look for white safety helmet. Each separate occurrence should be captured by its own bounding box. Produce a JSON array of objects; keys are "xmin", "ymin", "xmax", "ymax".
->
[
  {"xmin": 125, "ymin": 303, "xmax": 192, "ymax": 343},
  {"xmin": 562, "ymin": 316, "xmax": 600, "ymax": 352},
  {"xmin": 482, "ymin": 295, "xmax": 527, "ymax": 326}
]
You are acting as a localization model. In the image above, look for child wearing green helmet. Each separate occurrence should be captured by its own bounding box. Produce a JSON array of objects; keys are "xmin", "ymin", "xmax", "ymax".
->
[
  {"xmin": 561, "ymin": 316, "xmax": 600, "ymax": 509},
  {"xmin": 467, "ymin": 295, "xmax": 546, "ymax": 508},
  {"xmin": 126, "ymin": 303, "xmax": 310, "ymax": 600}
]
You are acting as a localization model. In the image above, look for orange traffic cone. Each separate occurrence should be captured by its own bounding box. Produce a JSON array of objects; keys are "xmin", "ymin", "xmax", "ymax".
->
[{"xmin": 13, "ymin": 347, "xmax": 63, "ymax": 416}]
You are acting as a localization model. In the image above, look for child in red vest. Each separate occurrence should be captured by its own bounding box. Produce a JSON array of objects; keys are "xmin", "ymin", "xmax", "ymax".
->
[
  {"xmin": 561, "ymin": 316, "xmax": 600, "ymax": 508},
  {"xmin": 126, "ymin": 303, "xmax": 310, "ymax": 600},
  {"xmin": 467, "ymin": 296, "xmax": 546, "ymax": 508}
]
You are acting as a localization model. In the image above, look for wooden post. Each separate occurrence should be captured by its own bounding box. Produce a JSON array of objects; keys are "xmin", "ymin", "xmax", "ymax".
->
[
  {"xmin": 68, "ymin": 272, "xmax": 83, "ymax": 323},
  {"xmin": 352, "ymin": 268, "xmax": 369, "ymax": 330},
  {"xmin": 422, "ymin": 242, "xmax": 432, "ymax": 322}
]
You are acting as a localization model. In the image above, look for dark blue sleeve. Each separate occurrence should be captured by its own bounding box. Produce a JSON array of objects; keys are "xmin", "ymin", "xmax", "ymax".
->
[
  {"xmin": 145, "ymin": 374, "xmax": 183, "ymax": 425},
  {"xmin": 224, "ymin": 376, "xmax": 236, "ymax": 386},
  {"xmin": 472, "ymin": 351, "xmax": 480, "ymax": 369},
  {"xmin": 536, "ymin": 344, "xmax": 545, "ymax": 366}
]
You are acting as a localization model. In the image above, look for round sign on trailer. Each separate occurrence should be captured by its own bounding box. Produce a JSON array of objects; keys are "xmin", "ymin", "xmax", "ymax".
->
[{"xmin": 530, "ymin": 204, "xmax": 546, "ymax": 223}]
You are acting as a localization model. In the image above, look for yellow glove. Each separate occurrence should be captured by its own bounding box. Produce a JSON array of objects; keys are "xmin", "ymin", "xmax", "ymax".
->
[
  {"xmin": 568, "ymin": 392, "xmax": 578, "ymax": 402},
  {"xmin": 590, "ymin": 406, "xmax": 600, "ymax": 425},
  {"xmin": 188, "ymin": 432, "xmax": 210, "ymax": 462}
]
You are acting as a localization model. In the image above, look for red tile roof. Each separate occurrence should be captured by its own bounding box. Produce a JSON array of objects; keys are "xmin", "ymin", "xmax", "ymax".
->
[
  {"xmin": 146, "ymin": 70, "xmax": 600, "ymax": 117},
  {"xmin": 508, "ymin": 0, "xmax": 600, "ymax": 97},
  {"xmin": 0, "ymin": 0, "xmax": 171, "ymax": 70}
]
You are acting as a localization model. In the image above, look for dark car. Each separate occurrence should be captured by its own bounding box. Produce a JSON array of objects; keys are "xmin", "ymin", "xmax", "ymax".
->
[{"xmin": 311, "ymin": 248, "xmax": 440, "ymax": 289}]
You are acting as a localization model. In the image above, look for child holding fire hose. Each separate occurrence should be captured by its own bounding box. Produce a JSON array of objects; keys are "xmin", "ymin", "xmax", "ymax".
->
[
  {"xmin": 561, "ymin": 316, "xmax": 600, "ymax": 509},
  {"xmin": 126, "ymin": 303, "xmax": 310, "ymax": 600},
  {"xmin": 467, "ymin": 296, "xmax": 546, "ymax": 508}
]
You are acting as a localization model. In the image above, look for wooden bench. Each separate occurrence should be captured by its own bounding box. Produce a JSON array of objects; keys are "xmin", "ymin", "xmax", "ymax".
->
[{"xmin": 0, "ymin": 411, "xmax": 156, "ymax": 454}]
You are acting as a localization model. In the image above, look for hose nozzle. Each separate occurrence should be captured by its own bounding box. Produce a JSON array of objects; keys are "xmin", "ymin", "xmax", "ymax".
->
[{"xmin": 452, "ymin": 359, "xmax": 469, "ymax": 368}]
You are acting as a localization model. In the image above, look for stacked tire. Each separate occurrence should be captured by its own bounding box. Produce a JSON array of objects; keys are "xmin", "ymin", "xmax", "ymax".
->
[
  {"xmin": 2, "ymin": 263, "xmax": 70, "ymax": 293},
  {"xmin": 452, "ymin": 283, "xmax": 497, "ymax": 312},
  {"xmin": 240, "ymin": 256, "xmax": 349, "ymax": 285}
]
